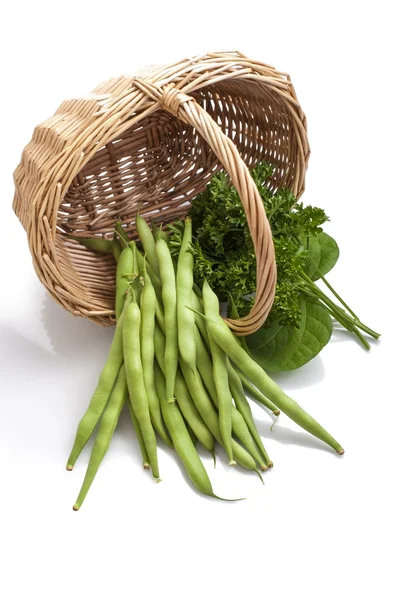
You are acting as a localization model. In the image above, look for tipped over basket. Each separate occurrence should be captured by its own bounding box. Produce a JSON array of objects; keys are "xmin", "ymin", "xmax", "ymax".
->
[{"xmin": 13, "ymin": 50, "xmax": 309, "ymax": 334}]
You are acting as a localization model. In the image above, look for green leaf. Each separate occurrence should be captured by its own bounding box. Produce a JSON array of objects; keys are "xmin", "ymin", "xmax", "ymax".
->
[
  {"xmin": 303, "ymin": 232, "xmax": 339, "ymax": 281},
  {"xmin": 245, "ymin": 297, "xmax": 333, "ymax": 371}
]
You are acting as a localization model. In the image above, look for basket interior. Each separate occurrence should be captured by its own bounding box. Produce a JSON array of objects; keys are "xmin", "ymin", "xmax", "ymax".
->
[{"xmin": 56, "ymin": 78, "xmax": 299, "ymax": 320}]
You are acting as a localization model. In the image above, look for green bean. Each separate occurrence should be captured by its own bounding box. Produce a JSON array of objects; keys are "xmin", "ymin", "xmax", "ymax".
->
[
  {"xmin": 237, "ymin": 370, "xmax": 280, "ymax": 416},
  {"xmin": 71, "ymin": 236, "xmax": 114, "ymax": 254},
  {"xmin": 177, "ymin": 370, "xmax": 214, "ymax": 453},
  {"xmin": 228, "ymin": 292, "xmax": 249, "ymax": 352},
  {"xmin": 179, "ymin": 358, "xmax": 262, "ymax": 478},
  {"xmin": 130, "ymin": 242, "xmax": 142, "ymax": 302},
  {"xmin": 177, "ymin": 217, "xmax": 196, "ymax": 370},
  {"xmin": 140, "ymin": 270, "xmax": 172, "ymax": 447},
  {"xmin": 231, "ymin": 418, "xmax": 266, "ymax": 470},
  {"xmin": 227, "ymin": 360, "xmax": 272, "ymax": 468},
  {"xmin": 153, "ymin": 324, "xmax": 214, "ymax": 453},
  {"xmin": 115, "ymin": 221, "xmax": 130, "ymax": 247},
  {"xmin": 154, "ymin": 362, "xmax": 242, "ymax": 500},
  {"xmin": 128, "ymin": 403, "xmax": 151, "ymax": 470},
  {"xmin": 153, "ymin": 223, "xmax": 170, "ymax": 243},
  {"xmin": 66, "ymin": 306, "xmax": 126, "ymax": 470},
  {"xmin": 208, "ymin": 335, "xmax": 235, "ymax": 465},
  {"xmin": 186, "ymin": 421, "xmax": 198, "ymax": 446},
  {"xmin": 123, "ymin": 298, "xmax": 160, "ymax": 479},
  {"xmin": 136, "ymin": 213, "xmax": 160, "ymax": 277},
  {"xmin": 155, "ymin": 296, "xmax": 165, "ymax": 332},
  {"xmin": 202, "ymin": 280, "xmax": 344, "ymax": 455},
  {"xmin": 194, "ymin": 304, "xmax": 268, "ymax": 470},
  {"xmin": 191, "ymin": 291, "xmax": 208, "ymax": 341},
  {"xmin": 151, "ymin": 285, "xmax": 168, "ymax": 337},
  {"xmin": 113, "ymin": 232, "xmax": 122, "ymax": 262},
  {"xmin": 176, "ymin": 371, "xmax": 214, "ymax": 452},
  {"xmin": 136, "ymin": 249, "xmax": 163, "ymax": 302},
  {"xmin": 115, "ymin": 245, "xmax": 134, "ymax": 320},
  {"xmin": 194, "ymin": 328, "xmax": 267, "ymax": 469},
  {"xmin": 155, "ymin": 239, "xmax": 178, "ymax": 404},
  {"xmin": 192, "ymin": 281, "xmax": 202, "ymax": 298},
  {"xmin": 72, "ymin": 365, "xmax": 127, "ymax": 510}
]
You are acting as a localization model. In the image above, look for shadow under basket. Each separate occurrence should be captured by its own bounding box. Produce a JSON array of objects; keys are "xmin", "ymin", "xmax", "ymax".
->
[{"xmin": 13, "ymin": 50, "xmax": 309, "ymax": 334}]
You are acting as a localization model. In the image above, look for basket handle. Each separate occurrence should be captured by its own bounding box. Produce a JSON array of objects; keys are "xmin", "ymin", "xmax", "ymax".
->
[{"xmin": 134, "ymin": 81, "xmax": 277, "ymax": 335}]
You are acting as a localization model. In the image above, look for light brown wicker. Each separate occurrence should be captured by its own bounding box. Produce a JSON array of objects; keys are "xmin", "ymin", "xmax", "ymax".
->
[{"xmin": 13, "ymin": 50, "xmax": 309, "ymax": 334}]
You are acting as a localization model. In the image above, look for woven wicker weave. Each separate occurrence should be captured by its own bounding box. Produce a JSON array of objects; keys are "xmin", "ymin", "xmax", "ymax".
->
[{"xmin": 13, "ymin": 50, "xmax": 309, "ymax": 334}]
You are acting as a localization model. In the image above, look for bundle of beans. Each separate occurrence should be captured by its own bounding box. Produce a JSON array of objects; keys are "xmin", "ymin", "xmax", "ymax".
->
[{"xmin": 68, "ymin": 216, "xmax": 344, "ymax": 510}]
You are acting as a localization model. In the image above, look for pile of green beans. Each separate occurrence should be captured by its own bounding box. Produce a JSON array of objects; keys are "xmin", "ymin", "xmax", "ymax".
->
[{"xmin": 68, "ymin": 218, "xmax": 344, "ymax": 510}]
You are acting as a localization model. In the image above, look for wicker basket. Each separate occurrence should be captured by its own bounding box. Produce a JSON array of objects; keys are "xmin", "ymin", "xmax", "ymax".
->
[{"xmin": 13, "ymin": 51, "xmax": 309, "ymax": 334}]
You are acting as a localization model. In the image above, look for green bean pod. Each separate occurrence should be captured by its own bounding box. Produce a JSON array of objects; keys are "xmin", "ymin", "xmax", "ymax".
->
[
  {"xmin": 123, "ymin": 299, "xmax": 160, "ymax": 479},
  {"xmin": 237, "ymin": 370, "xmax": 280, "ymax": 416},
  {"xmin": 136, "ymin": 249, "xmax": 163, "ymax": 302},
  {"xmin": 140, "ymin": 271, "xmax": 172, "ymax": 447},
  {"xmin": 113, "ymin": 232, "xmax": 122, "ymax": 262},
  {"xmin": 155, "ymin": 239, "xmax": 178, "ymax": 404},
  {"xmin": 71, "ymin": 236, "xmax": 114, "ymax": 254},
  {"xmin": 194, "ymin": 328, "xmax": 266, "ymax": 469},
  {"xmin": 130, "ymin": 242, "xmax": 142, "ymax": 302},
  {"xmin": 115, "ymin": 221, "xmax": 130, "ymax": 247},
  {"xmin": 230, "ymin": 412, "xmax": 266, "ymax": 470},
  {"xmin": 202, "ymin": 281, "xmax": 344, "ymax": 455},
  {"xmin": 153, "ymin": 223, "xmax": 170, "ymax": 243},
  {"xmin": 176, "ymin": 217, "xmax": 196, "ymax": 370},
  {"xmin": 186, "ymin": 422, "xmax": 198, "ymax": 446},
  {"xmin": 179, "ymin": 359, "xmax": 262, "ymax": 477},
  {"xmin": 191, "ymin": 291, "xmax": 208, "ymax": 342},
  {"xmin": 227, "ymin": 360, "xmax": 272, "ymax": 468},
  {"xmin": 155, "ymin": 296, "xmax": 165, "ymax": 332},
  {"xmin": 72, "ymin": 365, "xmax": 128, "ymax": 510},
  {"xmin": 128, "ymin": 402, "xmax": 151, "ymax": 469},
  {"xmin": 115, "ymin": 245, "xmax": 134, "ymax": 320},
  {"xmin": 154, "ymin": 308, "xmax": 242, "ymax": 462},
  {"xmin": 66, "ymin": 308, "xmax": 126, "ymax": 470},
  {"xmin": 194, "ymin": 311, "xmax": 265, "ymax": 468},
  {"xmin": 136, "ymin": 213, "xmax": 160, "ymax": 277},
  {"xmin": 228, "ymin": 292, "xmax": 249, "ymax": 352},
  {"xmin": 154, "ymin": 363, "xmax": 241, "ymax": 500},
  {"xmin": 174, "ymin": 371, "xmax": 214, "ymax": 454},
  {"xmin": 153, "ymin": 324, "xmax": 214, "ymax": 453},
  {"xmin": 208, "ymin": 335, "xmax": 235, "ymax": 465}
]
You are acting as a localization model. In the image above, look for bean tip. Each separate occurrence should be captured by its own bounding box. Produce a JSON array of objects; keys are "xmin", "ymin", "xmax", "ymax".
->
[
  {"xmin": 260, "ymin": 464, "xmax": 268, "ymax": 471},
  {"xmin": 143, "ymin": 463, "xmax": 151, "ymax": 470},
  {"xmin": 167, "ymin": 398, "xmax": 176, "ymax": 405},
  {"xmin": 154, "ymin": 477, "xmax": 162, "ymax": 484},
  {"xmin": 267, "ymin": 460, "xmax": 274, "ymax": 469},
  {"xmin": 213, "ymin": 494, "xmax": 246, "ymax": 502},
  {"xmin": 228, "ymin": 460, "xmax": 237, "ymax": 467},
  {"xmin": 66, "ymin": 464, "xmax": 74, "ymax": 471},
  {"xmin": 273, "ymin": 410, "xmax": 281, "ymax": 416},
  {"xmin": 337, "ymin": 448, "xmax": 345, "ymax": 456},
  {"xmin": 255, "ymin": 470, "xmax": 264, "ymax": 485},
  {"xmin": 72, "ymin": 504, "xmax": 80, "ymax": 511}
]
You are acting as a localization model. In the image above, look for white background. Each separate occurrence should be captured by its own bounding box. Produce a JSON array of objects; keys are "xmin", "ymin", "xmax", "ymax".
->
[{"xmin": 1, "ymin": 1, "xmax": 399, "ymax": 599}]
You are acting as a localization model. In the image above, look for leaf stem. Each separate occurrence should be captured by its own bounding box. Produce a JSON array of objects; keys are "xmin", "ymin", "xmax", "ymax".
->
[
  {"xmin": 299, "ymin": 272, "xmax": 380, "ymax": 339},
  {"xmin": 324, "ymin": 305, "xmax": 371, "ymax": 350},
  {"xmin": 298, "ymin": 285, "xmax": 373, "ymax": 349},
  {"xmin": 350, "ymin": 327, "xmax": 371, "ymax": 350},
  {"xmin": 301, "ymin": 263, "xmax": 360, "ymax": 321}
]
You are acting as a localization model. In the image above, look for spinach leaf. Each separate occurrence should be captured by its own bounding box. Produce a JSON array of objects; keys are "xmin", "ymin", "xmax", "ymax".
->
[
  {"xmin": 246, "ymin": 297, "xmax": 333, "ymax": 371},
  {"xmin": 302, "ymin": 232, "xmax": 339, "ymax": 281}
]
